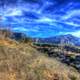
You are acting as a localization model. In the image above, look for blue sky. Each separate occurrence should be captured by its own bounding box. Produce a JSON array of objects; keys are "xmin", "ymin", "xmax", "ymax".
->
[{"xmin": 0, "ymin": 0, "xmax": 80, "ymax": 38}]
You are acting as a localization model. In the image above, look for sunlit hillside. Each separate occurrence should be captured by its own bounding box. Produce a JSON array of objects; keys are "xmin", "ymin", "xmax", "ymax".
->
[{"xmin": 0, "ymin": 29, "xmax": 80, "ymax": 80}]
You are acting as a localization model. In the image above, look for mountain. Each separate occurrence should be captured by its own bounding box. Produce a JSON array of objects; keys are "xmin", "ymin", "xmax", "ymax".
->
[
  {"xmin": 33, "ymin": 34, "xmax": 80, "ymax": 46},
  {"xmin": 0, "ymin": 29, "xmax": 80, "ymax": 46}
]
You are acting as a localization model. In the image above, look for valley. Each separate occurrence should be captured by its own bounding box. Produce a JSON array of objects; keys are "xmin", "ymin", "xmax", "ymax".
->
[{"xmin": 33, "ymin": 43, "xmax": 80, "ymax": 72}]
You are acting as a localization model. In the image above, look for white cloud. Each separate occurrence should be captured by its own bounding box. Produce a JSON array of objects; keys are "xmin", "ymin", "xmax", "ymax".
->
[
  {"xmin": 71, "ymin": 31, "xmax": 80, "ymax": 37},
  {"xmin": 66, "ymin": 31, "xmax": 80, "ymax": 37},
  {"xmin": 4, "ymin": 8, "xmax": 23, "ymax": 16},
  {"xmin": 36, "ymin": 17, "xmax": 52, "ymax": 22}
]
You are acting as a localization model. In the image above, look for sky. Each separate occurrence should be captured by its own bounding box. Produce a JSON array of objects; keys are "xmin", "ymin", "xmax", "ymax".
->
[{"xmin": 0, "ymin": 0, "xmax": 80, "ymax": 38}]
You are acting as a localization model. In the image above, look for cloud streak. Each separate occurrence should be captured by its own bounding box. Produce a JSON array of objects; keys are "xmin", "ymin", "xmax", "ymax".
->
[{"xmin": 0, "ymin": 0, "xmax": 80, "ymax": 37}]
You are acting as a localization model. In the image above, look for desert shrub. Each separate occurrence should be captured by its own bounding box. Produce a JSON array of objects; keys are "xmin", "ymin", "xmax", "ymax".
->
[{"xmin": 69, "ymin": 74, "xmax": 77, "ymax": 80}]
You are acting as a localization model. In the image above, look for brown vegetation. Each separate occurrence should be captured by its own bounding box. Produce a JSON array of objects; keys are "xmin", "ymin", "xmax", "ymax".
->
[
  {"xmin": 0, "ymin": 29, "xmax": 13, "ymax": 39},
  {"xmin": 0, "ymin": 29, "xmax": 80, "ymax": 80}
]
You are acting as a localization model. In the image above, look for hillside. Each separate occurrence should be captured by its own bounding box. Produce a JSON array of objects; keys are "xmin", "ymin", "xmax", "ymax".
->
[{"xmin": 0, "ymin": 31, "xmax": 80, "ymax": 80}]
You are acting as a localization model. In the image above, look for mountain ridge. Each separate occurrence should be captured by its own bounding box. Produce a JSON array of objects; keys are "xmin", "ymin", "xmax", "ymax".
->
[{"xmin": 33, "ymin": 34, "xmax": 80, "ymax": 46}]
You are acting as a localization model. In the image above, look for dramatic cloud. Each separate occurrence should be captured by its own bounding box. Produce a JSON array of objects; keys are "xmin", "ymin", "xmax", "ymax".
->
[{"xmin": 0, "ymin": 0, "xmax": 80, "ymax": 37}]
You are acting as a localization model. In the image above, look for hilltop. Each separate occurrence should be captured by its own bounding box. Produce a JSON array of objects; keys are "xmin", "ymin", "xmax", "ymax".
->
[{"xmin": 0, "ymin": 29, "xmax": 80, "ymax": 80}]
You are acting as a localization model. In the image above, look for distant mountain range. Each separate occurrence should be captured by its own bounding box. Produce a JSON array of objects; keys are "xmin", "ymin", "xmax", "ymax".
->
[
  {"xmin": 33, "ymin": 34, "xmax": 80, "ymax": 46},
  {"xmin": 9, "ymin": 32, "xmax": 80, "ymax": 46}
]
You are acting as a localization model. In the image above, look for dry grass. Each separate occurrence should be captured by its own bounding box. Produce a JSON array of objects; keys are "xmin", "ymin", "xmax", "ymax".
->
[{"xmin": 0, "ymin": 38, "xmax": 80, "ymax": 80}]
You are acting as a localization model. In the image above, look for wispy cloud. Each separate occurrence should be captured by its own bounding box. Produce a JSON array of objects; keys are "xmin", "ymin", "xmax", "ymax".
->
[{"xmin": 0, "ymin": 0, "xmax": 80, "ymax": 37}]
